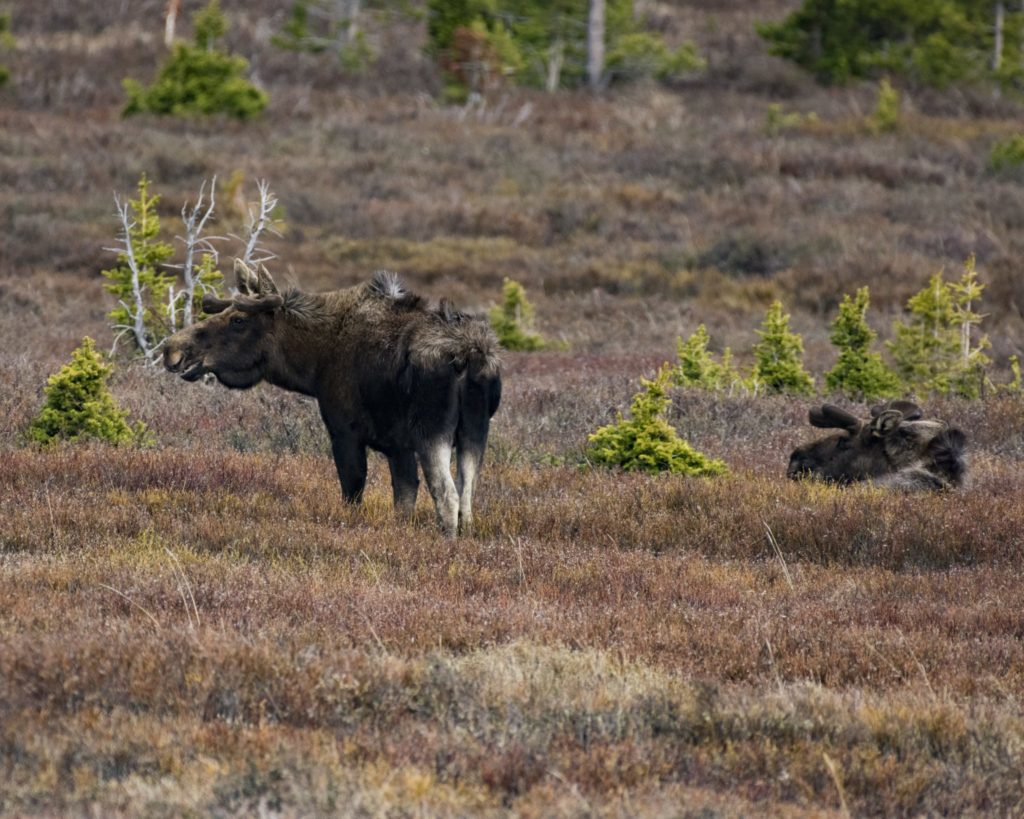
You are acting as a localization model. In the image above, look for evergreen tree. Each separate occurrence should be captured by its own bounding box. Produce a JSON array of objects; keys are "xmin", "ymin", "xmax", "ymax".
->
[
  {"xmin": 587, "ymin": 364, "xmax": 727, "ymax": 476},
  {"xmin": 28, "ymin": 338, "xmax": 146, "ymax": 447},
  {"xmin": 752, "ymin": 301, "xmax": 815, "ymax": 395},
  {"xmin": 124, "ymin": 0, "xmax": 268, "ymax": 119},
  {"xmin": 824, "ymin": 287, "xmax": 901, "ymax": 400},
  {"xmin": 887, "ymin": 257, "xmax": 991, "ymax": 397},
  {"xmin": 489, "ymin": 278, "xmax": 549, "ymax": 351},
  {"xmin": 758, "ymin": 0, "xmax": 1018, "ymax": 88},
  {"xmin": 869, "ymin": 77, "xmax": 901, "ymax": 133},
  {"xmin": 673, "ymin": 324, "xmax": 743, "ymax": 392},
  {"xmin": 0, "ymin": 13, "xmax": 13, "ymax": 89}
]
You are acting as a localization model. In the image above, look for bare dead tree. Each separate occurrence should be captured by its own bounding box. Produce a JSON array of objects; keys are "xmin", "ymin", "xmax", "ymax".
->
[
  {"xmin": 993, "ymin": 2, "xmax": 1005, "ymax": 71},
  {"xmin": 107, "ymin": 197, "xmax": 158, "ymax": 362},
  {"xmin": 587, "ymin": 0, "xmax": 605, "ymax": 92},
  {"xmin": 236, "ymin": 179, "xmax": 282, "ymax": 271},
  {"xmin": 170, "ymin": 177, "xmax": 224, "ymax": 328},
  {"xmin": 164, "ymin": 0, "xmax": 181, "ymax": 47}
]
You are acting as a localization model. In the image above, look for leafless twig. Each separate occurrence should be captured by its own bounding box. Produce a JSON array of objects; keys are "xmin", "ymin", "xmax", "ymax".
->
[{"xmin": 236, "ymin": 179, "xmax": 281, "ymax": 271}]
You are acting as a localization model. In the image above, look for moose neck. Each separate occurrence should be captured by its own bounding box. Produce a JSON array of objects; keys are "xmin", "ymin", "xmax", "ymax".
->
[{"xmin": 261, "ymin": 297, "xmax": 336, "ymax": 397}]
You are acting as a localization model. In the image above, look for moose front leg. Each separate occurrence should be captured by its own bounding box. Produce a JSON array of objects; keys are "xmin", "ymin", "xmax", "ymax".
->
[
  {"xmin": 387, "ymin": 450, "xmax": 419, "ymax": 520},
  {"xmin": 329, "ymin": 433, "xmax": 368, "ymax": 503}
]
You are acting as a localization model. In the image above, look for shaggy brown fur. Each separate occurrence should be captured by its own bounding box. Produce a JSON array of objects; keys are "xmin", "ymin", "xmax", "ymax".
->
[
  {"xmin": 788, "ymin": 401, "xmax": 967, "ymax": 491},
  {"xmin": 164, "ymin": 262, "xmax": 501, "ymax": 536}
]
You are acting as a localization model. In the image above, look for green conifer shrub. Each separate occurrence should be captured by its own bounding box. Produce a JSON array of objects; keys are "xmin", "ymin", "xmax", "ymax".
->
[
  {"xmin": 123, "ymin": 0, "xmax": 267, "ymax": 119},
  {"xmin": 869, "ymin": 77, "xmax": 900, "ymax": 133},
  {"xmin": 751, "ymin": 301, "xmax": 815, "ymax": 395},
  {"xmin": 28, "ymin": 338, "xmax": 147, "ymax": 447},
  {"xmin": 988, "ymin": 134, "xmax": 1024, "ymax": 173},
  {"xmin": 765, "ymin": 103, "xmax": 818, "ymax": 136},
  {"xmin": 887, "ymin": 256, "xmax": 991, "ymax": 398},
  {"xmin": 489, "ymin": 278, "xmax": 549, "ymax": 351},
  {"xmin": 824, "ymin": 287, "xmax": 901, "ymax": 401},
  {"xmin": 758, "ymin": 0, "xmax": 1001, "ymax": 87},
  {"xmin": 0, "ymin": 13, "xmax": 13, "ymax": 88},
  {"xmin": 605, "ymin": 32, "xmax": 704, "ymax": 83},
  {"xmin": 673, "ymin": 325, "xmax": 745, "ymax": 392},
  {"xmin": 586, "ymin": 365, "xmax": 727, "ymax": 476}
]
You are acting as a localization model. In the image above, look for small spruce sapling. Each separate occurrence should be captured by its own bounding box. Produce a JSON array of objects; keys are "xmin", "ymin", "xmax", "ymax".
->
[
  {"xmin": 824, "ymin": 287, "xmax": 901, "ymax": 401},
  {"xmin": 752, "ymin": 300, "xmax": 815, "ymax": 395},
  {"xmin": 674, "ymin": 324, "xmax": 744, "ymax": 392},
  {"xmin": 28, "ymin": 338, "xmax": 147, "ymax": 447},
  {"xmin": 989, "ymin": 134, "xmax": 1024, "ymax": 173},
  {"xmin": 888, "ymin": 256, "xmax": 991, "ymax": 397},
  {"xmin": 587, "ymin": 364, "xmax": 727, "ymax": 476},
  {"xmin": 489, "ymin": 278, "xmax": 549, "ymax": 351},
  {"xmin": 869, "ymin": 77, "xmax": 900, "ymax": 133},
  {"xmin": 0, "ymin": 13, "xmax": 13, "ymax": 88}
]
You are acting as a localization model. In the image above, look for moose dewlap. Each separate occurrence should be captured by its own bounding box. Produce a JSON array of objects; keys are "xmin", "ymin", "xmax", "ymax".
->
[{"xmin": 163, "ymin": 261, "xmax": 501, "ymax": 536}]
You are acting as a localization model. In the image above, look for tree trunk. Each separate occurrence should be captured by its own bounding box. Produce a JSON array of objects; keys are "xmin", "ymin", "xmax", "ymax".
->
[
  {"xmin": 588, "ymin": 0, "xmax": 606, "ymax": 93},
  {"xmin": 164, "ymin": 0, "xmax": 181, "ymax": 47},
  {"xmin": 993, "ymin": 2, "xmax": 1004, "ymax": 71}
]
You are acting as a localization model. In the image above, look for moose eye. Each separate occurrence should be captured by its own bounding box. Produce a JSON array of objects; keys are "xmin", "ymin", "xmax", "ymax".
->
[{"xmin": 230, "ymin": 315, "xmax": 245, "ymax": 326}]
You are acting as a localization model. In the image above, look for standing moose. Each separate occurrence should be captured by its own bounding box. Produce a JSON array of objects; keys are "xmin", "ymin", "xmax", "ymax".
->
[
  {"xmin": 164, "ymin": 261, "xmax": 502, "ymax": 536},
  {"xmin": 787, "ymin": 400, "xmax": 967, "ymax": 491}
]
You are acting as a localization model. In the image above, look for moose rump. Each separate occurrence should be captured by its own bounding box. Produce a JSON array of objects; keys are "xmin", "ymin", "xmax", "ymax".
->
[{"xmin": 163, "ymin": 261, "xmax": 501, "ymax": 536}]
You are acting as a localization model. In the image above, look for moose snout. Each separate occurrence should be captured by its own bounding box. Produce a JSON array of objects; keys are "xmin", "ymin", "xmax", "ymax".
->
[{"xmin": 164, "ymin": 347, "xmax": 184, "ymax": 371}]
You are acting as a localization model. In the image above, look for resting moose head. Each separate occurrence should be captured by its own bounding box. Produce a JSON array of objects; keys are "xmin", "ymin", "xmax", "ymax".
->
[
  {"xmin": 164, "ymin": 260, "xmax": 283, "ymax": 389},
  {"xmin": 787, "ymin": 401, "xmax": 966, "ymax": 491},
  {"xmin": 163, "ymin": 260, "xmax": 502, "ymax": 538}
]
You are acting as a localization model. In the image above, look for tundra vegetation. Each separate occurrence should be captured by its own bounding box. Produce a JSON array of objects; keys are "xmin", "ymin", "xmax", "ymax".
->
[{"xmin": 4, "ymin": 0, "xmax": 1024, "ymax": 815}]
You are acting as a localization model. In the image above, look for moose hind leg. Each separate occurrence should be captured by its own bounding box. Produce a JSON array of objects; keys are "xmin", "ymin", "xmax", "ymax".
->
[
  {"xmin": 330, "ymin": 434, "xmax": 368, "ymax": 503},
  {"xmin": 454, "ymin": 377, "xmax": 492, "ymax": 536},
  {"xmin": 418, "ymin": 440, "xmax": 459, "ymax": 537},
  {"xmin": 455, "ymin": 441, "xmax": 485, "ymax": 536},
  {"xmin": 388, "ymin": 450, "xmax": 419, "ymax": 520}
]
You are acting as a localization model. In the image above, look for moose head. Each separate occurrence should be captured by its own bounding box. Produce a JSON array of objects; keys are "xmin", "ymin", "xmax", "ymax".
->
[{"xmin": 163, "ymin": 260, "xmax": 284, "ymax": 389}]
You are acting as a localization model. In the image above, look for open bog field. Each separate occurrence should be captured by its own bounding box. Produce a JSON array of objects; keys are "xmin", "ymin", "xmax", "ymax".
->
[{"xmin": 2, "ymin": 1, "xmax": 1024, "ymax": 815}]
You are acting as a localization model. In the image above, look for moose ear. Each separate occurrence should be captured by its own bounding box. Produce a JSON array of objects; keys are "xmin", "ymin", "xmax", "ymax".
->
[
  {"xmin": 234, "ymin": 259, "xmax": 259, "ymax": 295},
  {"xmin": 870, "ymin": 408, "xmax": 903, "ymax": 437},
  {"xmin": 809, "ymin": 404, "xmax": 861, "ymax": 433},
  {"xmin": 233, "ymin": 293, "xmax": 283, "ymax": 314},
  {"xmin": 201, "ymin": 294, "xmax": 233, "ymax": 314},
  {"xmin": 257, "ymin": 264, "xmax": 280, "ymax": 296}
]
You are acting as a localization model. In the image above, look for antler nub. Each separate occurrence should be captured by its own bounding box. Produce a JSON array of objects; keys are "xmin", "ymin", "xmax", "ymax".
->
[{"xmin": 234, "ymin": 258, "xmax": 259, "ymax": 295}]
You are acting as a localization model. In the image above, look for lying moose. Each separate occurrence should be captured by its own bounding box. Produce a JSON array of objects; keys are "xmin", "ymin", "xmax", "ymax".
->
[
  {"xmin": 787, "ymin": 400, "xmax": 967, "ymax": 491},
  {"xmin": 164, "ymin": 260, "xmax": 502, "ymax": 536}
]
